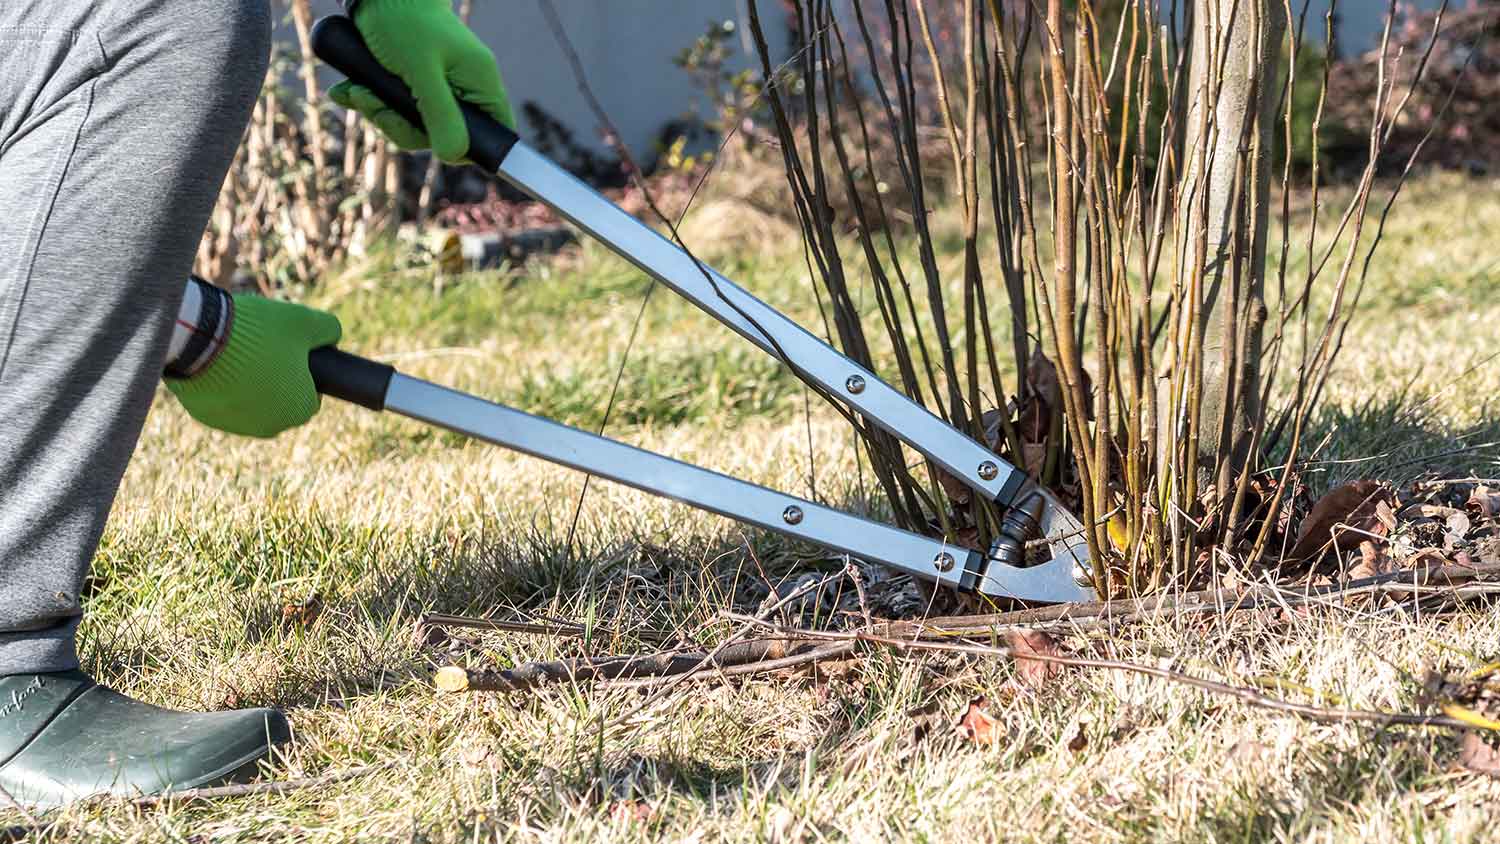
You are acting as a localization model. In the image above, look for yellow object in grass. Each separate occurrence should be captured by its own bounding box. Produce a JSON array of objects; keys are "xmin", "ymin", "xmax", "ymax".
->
[{"xmin": 1442, "ymin": 702, "xmax": 1500, "ymax": 732}]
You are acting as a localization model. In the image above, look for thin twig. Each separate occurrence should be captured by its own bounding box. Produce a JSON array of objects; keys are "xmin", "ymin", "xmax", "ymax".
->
[
  {"xmin": 0, "ymin": 783, "xmax": 38, "ymax": 828},
  {"xmin": 736, "ymin": 621, "xmax": 1478, "ymax": 730},
  {"xmin": 604, "ymin": 570, "xmax": 842, "ymax": 725},
  {"xmin": 600, "ymin": 641, "xmax": 858, "ymax": 689},
  {"xmin": 857, "ymin": 631, "xmax": 1473, "ymax": 729},
  {"xmin": 883, "ymin": 558, "xmax": 1500, "ymax": 636},
  {"xmin": 435, "ymin": 637, "xmax": 834, "ymax": 693},
  {"xmin": 845, "ymin": 561, "xmax": 875, "ymax": 632},
  {"xmin": 418, "ymin": 612, "xmax": 674, "ymax": 644},
  {"xmin": 438, "ymin": 558, "xmax": 1498, "ymax": 692}
]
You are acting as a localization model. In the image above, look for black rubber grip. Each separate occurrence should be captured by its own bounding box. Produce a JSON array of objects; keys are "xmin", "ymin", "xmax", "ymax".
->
[
  {"xmin": 994, "ymin": 470, "xmax": 1027, "ymax": 508},
  {"xmin": 310, "ymin": 15, "xmax": 519, "ymax": 172},
  {"xmin": 310, "ymin": 346, "xmax": 395, "ymax": 412}
]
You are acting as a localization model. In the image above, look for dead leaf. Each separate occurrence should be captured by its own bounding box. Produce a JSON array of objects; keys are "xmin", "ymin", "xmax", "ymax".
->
[
  {"xmin": 280, "ymin": 593, "xmax": 323, "ymax": 630},
  {"xmin": 810, "ymin": 658, "xmax": 860, "ymax": 684},
  {"xmin": 458, "ymin": 743, "xmax": 505, "ymax": 774},
  {"xmin": 1025, "ymin": 349, "xmax": 1093, "ymax": 421},
  {"xmin": 1021, "ymin": 443, "xmax": 1048, "ymax": 477},
  {"xmin": 1468, "ymin": 487, "xmax": 1500, "ymax": 519},
  {"xmin": 413, "ymin": 619, "xmax": 451, "ymax": 649},
  {"xmin": 1226, "ymin": 739, "xmax": 1270, "ymax": 765},
  {"xmin": 216, "ymin": 684, "xmax": 243, "ymax": 710},
  {"xmin": 1108, "ymin": 709, "xmax": 1143, "ymax": 742},
  {"xmin": 978, "ymin": 407, "xmax": 1007, "ymax": 452},
  {"xmin": 1404, "ymin": 503, "xmax": 1462, "ymax": 520},
  {"xmin": 1014, "ymin": 349, "xmax": 1059, "ymax": 445},
  {"xmin": 906, "ymin": 701, "xmax": 945, "ymax": 745},
  {"xmin": 1407, "ymin": 548, "xmax": 1454, "ymax": 568},
  {"xmin": 1374, "ymin": 499, "xmax": 1398, "ymax": 532},
  {"xmin": 1457, "ymin": 731, "xmax": 1500, "ymax": 777},
  {"xmin": 956, "ymin": 697, "xmax": 1004, "ymax": 746},
  {"xmin": 608, "ymin": 799, "xmax": 654, "ymax": 824},
  {"xmin": 1006, "ymin": 630, "xmax": 1065, "ymax": 687},
  {"xmin": 935, "ymin": 467, "xmax": 974, "ymax": 507},
  {"xmin": 953, "ymin": 527, "xmax": 984, "ymax": 552},
  {"xmin": 1445, "ymin": 511, "xmax": 1472, "ymax": 551},
  {"xmin": 1289, "ymin": 481, "xmax": 1397, "ymax": 563},
  {"xmin": 1349, "ymin": 540, "xmax": 1394, "ymax": 580},
  {"xmin": 1002, "ymin": 679, "xmax": 1032, "ymax": 703},
  {"xmin": 1066, "ymin": 724, "xmax": 1088, "ymax": 753}
]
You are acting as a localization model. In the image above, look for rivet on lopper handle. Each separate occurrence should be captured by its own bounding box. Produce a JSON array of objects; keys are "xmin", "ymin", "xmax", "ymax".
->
[{"xmin": 309, "ymin": 15, "xmax": 520, "ymax": 173}]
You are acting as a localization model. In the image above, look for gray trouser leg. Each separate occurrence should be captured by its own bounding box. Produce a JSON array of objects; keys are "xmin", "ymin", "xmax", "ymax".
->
[{"xmin": 0, "ymin": 0, "xmax": 271, "ymax": 673}]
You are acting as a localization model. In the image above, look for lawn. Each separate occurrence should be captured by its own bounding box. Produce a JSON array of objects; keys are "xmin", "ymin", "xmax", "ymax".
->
[{"xmin": 12, "ymin": 170, "xmax": 1500, "ymax": 841}]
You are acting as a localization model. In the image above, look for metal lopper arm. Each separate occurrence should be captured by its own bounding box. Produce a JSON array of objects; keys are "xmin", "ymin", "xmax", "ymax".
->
[
  {"xmin": 307, "ymin": 350, "xmax": 1092, "ymax": 603},
  {"xmin": 305, "ymin": 16, "xmax": 1095, "ymax": 603},
  {"xmin": 309, "ymin": 15, "xmax": 1023, "ymax": 507}
]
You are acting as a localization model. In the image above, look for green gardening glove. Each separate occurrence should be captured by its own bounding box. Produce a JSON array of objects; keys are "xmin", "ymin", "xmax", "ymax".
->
[
  {"xmin": 329, "ymin": 0, "xmax": 515, "ymax": 163},
  {"xmin": 166, "ymin": 296, "xmax": 342, "ymax": 439}
]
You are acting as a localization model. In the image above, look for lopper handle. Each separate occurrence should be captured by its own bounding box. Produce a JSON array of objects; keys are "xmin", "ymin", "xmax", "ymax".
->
[
  {"xmin": 309, "ymin": 346, "xmax": 396, "ymax": 412},
  {"xmin": 310, "ymin": 15, "xmax": 519, "ymax": 172},
  {"xmin": 309, "ymin": 15, "xmax": 512, "ymax": 411}
]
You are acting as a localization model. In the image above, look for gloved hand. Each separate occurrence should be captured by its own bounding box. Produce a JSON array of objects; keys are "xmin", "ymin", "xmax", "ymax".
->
[
  {"xmin": 329, "ymin": 0, "xmax": 514, "ymax": 163},
  {"xmin": 166, "ymin": 296, "xmax": 342, "ymax": 439}
]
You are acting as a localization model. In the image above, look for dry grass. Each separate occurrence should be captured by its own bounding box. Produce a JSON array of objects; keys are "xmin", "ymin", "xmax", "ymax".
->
[{"xmin": 9, "ymin": 171, "xmax": 1500, "ymax": 841}]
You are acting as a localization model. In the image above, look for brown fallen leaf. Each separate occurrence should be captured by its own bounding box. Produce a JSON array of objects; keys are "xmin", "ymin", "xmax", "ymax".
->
[
  {"xmin": 1006, "ymin": 630, "xmax": 1065, "ymax": 688},
  {"xmin": 216, "ymin": 684, "xmax": 243, "ymax": 711},
  {"xmin": 1468, "ymin": 486, "xmax": 1500, "ymax": 519},
  {"xmin": 1374, "ymin": 498, "xmax": 1398, "ymax": 532},
  {"xmin": 1348, "ymin": 539, "xmax": 1394, "ymax": 580},
  {"xmin": 1456, "ymin": 731, "xmax": 1500, "ymax": 777},
  {"xmin": 1424, "ymin": 663, "xmax": 1500, "ymax": 723},
  {"xmin": 1020, "ymin": 348, "xmax": 1091, "ymax": 430},
  {"xmin": 956, "ymin": 697, "xmax": 1004, "ymax": 747},
  {"xmin": 1020, "ymin": 443, "xmax": 1049, "ymax": 477},
  {"xmin": 1108, "ymin": 709, "xmax": 1143, "ymax": 742},
  {"xmin": 608, "ymin": 799, "xmax": 654, "ymax": 824},
  {"xmin": 413, "ymin": 619, "xmax": 451, "ymax": 649},
  {"xmin": 1066, "ymin": 724, "xmax": 1088, "ymax": 753},
  {"xmin": 953, "ymin": 527, "xmax": 984, "ymax": 552},
  {"xmin": 280, "ymin": 593, "xmax": 323, "ymax": 630},
  {"xmin": 809, "ymin": 657, "xmax": 861, "ymax": 684},
  {"xmin": 458, "ymin": 743, "xmax": 505, "ymax": 774},
  {"xmin": 932, "ymin": 407, "xmax": 1013, "ymax": 507},
  {"xmin": 938, "ymin": 352, "xmax": 1085, "ymax": 504},
  {"xmin": 906, "ymin": 700, "xmax": 946, "ymax": 745},
  {"xmin": 1403, "ymin": 503, "xmax": 1463, "ymax": 520},
  {"xmin": 1289, "ymin": 481, "xmax": 1397, "ymax": 563},
  {"xmin": 935, "ymin": 468, "xmax": 975, "ymax": 507},
  {"xmin": 1226, "ymin": 739, "xmax": 1271, "ymax": 765}
]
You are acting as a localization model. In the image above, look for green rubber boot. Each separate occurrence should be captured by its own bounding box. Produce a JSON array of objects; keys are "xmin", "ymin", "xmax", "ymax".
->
[{"xmin": 0, "ymin": 671, "xmax": 289, "ymax": 808}]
